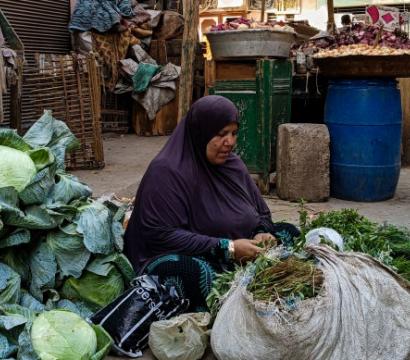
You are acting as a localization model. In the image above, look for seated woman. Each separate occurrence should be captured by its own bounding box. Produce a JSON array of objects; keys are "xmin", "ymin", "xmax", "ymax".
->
[{"xmin": 124, "ymin": 95, "xmax": 299, "ymax": 311}]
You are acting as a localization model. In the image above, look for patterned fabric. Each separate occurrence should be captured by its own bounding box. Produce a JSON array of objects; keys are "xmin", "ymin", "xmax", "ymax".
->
[
  {"xmin": 70, "ymin": 0, "xmax": 134, "ymax": 33},
  {"xmin": 145, "ymin": 254, "xmax": 216, "ymax": 312},
  {"xmin": 92, "ymin": 30, "xmax": 131, "ymax": 90}
]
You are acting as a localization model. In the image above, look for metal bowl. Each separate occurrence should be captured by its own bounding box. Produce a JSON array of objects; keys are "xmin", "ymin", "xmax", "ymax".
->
[{"xmin": 206, "ymin": 29, "xmax": 296, "ymax": 60}]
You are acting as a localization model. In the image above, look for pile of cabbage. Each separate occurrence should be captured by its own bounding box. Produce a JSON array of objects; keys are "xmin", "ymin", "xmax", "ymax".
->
[{"xmin": 0, "ymin": 111, "xmax": 135, "ymax": 359}]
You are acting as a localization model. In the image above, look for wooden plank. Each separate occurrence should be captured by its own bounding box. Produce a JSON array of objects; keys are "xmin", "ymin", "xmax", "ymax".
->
[
  {"xmin": 327, "ymin": 0, "xmax": 336, "ymax": 33},
  {"xmin": 215, "ymin": 61, "xmax": 256, "ymax": 81},
  {"xmin": 177, "ymin": 0, "xmax": 200, "ymax": 121},
  {"xmin": 400, "ymin": 78, "xmax": 410, "ymax": 166},
  {"xmin": 204, "ymin": 60, "xmax": 216, "ymax": 94}
]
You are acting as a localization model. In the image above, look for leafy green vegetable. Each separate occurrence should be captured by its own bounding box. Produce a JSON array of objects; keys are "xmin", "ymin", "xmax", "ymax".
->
[
  {"xmin": 91, "ymin": 325, "xmax": 114, "ymax": 360},
  {"xmin": 27, "ymin": 148, "xmax": 55, "ymax": 172},
  {"xmin": 31, "ymin": 310, "xmax": 97, "ymax": 360},
  {"xmin": 0, "ymin": 128, "xmax": 31, "ymax": 152},
  {"xmin": 0, "ymin": 111, "xmax": 127, "ymax": 358},
  {"xmin": 0, "ymin": 248, "xmax": 30, "ymax": 283},
  {"xmin": 75, "ymin": 202, "xmax": 115, "ymax": 255},
  {"xmin": 298, "ymin": 207, "xmax": 410, "ymax": 280},
  {"xmin": 48, "ymin": 172, "xmax": 92, "ymax": 205},
  {"xmin": 61, "ymin": 268, "xmax": 124, "ymax": 311},
  {"xmin": 0, "ymin": 263, "xmax": 21, "ymax": 305},
  {"xmin": 0, "ymin": 229, "xmax": 30, "ymax": 249},
  {"xmin": 19, "ymin": 166, "xmax": 56, "ymax": 206},
  {"xmin": 29, "ymin": 243, "xmax": 57, "ymax": 301},
  {"xmin": 0, "ymin": 146, "xmax": 37, "ymax": 192},
  {"xmin": 23, "ymin": 111, "xmax": 79, "ymax": 170},
  {"xmin": 206, "ymin": 269, "xmax": 236, "ymax": 318},
  {"xmin": 47, "ymin": 224, "xmax": 90, "ymax": 279},
  {"xmin": 87, "ymin": 253, "xmax": 135, "ymax": 283}
]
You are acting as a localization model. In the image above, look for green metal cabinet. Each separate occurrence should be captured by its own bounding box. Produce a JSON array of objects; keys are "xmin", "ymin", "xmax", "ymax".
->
[{"xmin": 209, "ymin": 59, "xmax": 292, "ymax": 193}]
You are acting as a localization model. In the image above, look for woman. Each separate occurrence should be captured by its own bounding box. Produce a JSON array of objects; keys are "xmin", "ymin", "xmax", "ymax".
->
[{"xmin": 124, "ymin": 95, "xmax": 299, "ymax": 311}]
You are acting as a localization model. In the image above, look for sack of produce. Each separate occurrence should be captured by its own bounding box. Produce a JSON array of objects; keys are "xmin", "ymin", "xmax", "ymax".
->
[
  {"xmin": 90, "ymin": 275, "xmax": 189, "ymax": 357},
  {"xmin": 211, "ymin": 245, "xmax": 410, "ymax": 360},
  {"xmin": 149, "ymin": 312, "xmax": 211, "ymax": 360}
]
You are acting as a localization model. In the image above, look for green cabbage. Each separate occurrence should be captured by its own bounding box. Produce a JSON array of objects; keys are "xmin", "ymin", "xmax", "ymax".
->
[
  {"xmin": 0, "ymin": 145, "xmax": 37, "ymax": 192},
  {"xmin": 31, "ymin": 310, "xmax": 97, "ymax": 360},
  {"xmin": 61, "ymin": 267, "xmax": 124, "ymax": 311}
]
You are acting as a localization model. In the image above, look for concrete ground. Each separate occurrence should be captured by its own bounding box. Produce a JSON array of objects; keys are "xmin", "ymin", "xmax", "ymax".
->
[
  {"xmin": 72, "ymin": 133, "xmax": 410, "ymax": 360},
  {"xmin": 73, "ymin": 133, "xmax": 410, "ymax": 228}
]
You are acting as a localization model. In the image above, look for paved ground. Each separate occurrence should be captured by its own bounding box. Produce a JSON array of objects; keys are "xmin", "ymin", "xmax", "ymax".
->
[
  {"xmin": 73, "ymin": 133, "xmax": 410, "ymax": 228},
  {"xmin": 73, "ymin": 133, "xmax": 410, "ymax": 360}
]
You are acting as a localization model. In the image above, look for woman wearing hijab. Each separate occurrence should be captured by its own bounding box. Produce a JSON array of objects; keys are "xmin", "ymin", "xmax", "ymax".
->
[{"xmin": 124, "ymin": 95, "xmax": 299, "ymax": 311}]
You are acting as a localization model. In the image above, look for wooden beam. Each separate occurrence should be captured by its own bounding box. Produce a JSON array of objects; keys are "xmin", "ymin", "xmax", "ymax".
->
[
  {"xmin": 260, "ymin": 0, "xmax": 266, "ymax": 22},
  {"xmin": 326, "ymin": 0, "xmax": 336, "ymax": 34},
  {"xmin": 177, "ymin": 0, "xmax": 200, "ymax": 121}
]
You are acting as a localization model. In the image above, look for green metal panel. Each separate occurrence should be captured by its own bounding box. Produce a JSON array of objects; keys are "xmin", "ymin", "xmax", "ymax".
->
[
  {"xmin": 210, "ymin": 80, "xmax": 264, "ymax": 174},
  {"xmin": 209, "ymin": 59, "xmax": 292, "ymax": 182},
  {"xmin": 269, "ymin": 59, "xmax": 293, "ymax": 169}
]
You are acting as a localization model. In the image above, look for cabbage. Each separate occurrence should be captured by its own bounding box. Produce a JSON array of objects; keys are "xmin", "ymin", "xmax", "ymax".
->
[
  {"xmin": 0, "ymin": 145, "xmax": 37, "ymax": 192},
  {"xmin": 31, "ymin": 310, "xmax": 97, "ymax": 360}
]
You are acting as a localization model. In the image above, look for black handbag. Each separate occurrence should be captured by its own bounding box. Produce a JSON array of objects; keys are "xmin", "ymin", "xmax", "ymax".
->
[{"xmin": 89, "ymin": 275, "xmax": 189, "ymax": 358}]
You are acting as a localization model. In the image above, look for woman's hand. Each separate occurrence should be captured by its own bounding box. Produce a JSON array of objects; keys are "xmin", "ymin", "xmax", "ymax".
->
[
  {"xmin": 233, "ymin": 239, "xmax": 263, "ymax": 263},
  {"xmin": 253, "ymin": 233, "xmax": 277, "ymax": 249}
]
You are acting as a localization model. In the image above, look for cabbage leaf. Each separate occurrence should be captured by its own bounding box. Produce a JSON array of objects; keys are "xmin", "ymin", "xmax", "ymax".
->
[
  {"xmin": 48, "ymin": 172, "xmax": 92, "ymax": 205},
  {"xmin": 0, "ymin": 263, "xmax": 21, "ymax": 305},
  {"xmin": 29, "ymin": 243, "xmax": 57, "ymax": 301},
  {"xmin": 47, "ymin": 224, "xmax": 91, "ymax": 278},
  {"xmin": 75, "ymin": 202, "xmax": 115, "ymax": 255}
]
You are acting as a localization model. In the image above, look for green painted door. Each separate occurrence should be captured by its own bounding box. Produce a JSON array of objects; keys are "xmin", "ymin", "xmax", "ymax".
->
[{"xmin": 210, "ymin": 59, "xmax": 292, "ymax": 191}]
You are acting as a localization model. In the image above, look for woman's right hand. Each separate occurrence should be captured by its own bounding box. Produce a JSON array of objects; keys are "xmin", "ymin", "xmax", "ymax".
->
[{"xmin": 233, "ymin": 239, "xmax": 263, "ymax": 263}]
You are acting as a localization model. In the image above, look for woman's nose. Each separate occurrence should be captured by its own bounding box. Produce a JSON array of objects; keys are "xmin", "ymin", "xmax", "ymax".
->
[{"xmin": 224, "ymin": 134, "xmax": 236, "ymax": 146}]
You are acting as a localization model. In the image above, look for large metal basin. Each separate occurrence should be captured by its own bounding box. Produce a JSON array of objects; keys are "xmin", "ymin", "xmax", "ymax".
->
[{"xmin": 206, "ymin": 29, "xmax": 295, "ymax": 60}]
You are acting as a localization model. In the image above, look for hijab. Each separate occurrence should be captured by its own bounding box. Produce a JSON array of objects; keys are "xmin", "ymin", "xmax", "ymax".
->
[{"xmin": 124, "ymin": 95, "xmax": 272, "ymax": 270}]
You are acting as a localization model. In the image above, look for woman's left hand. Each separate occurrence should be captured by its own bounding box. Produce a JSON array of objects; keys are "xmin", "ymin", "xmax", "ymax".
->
[{"xmin": 253, "ymin": 233, "xmax": 276, "ymax": 249}]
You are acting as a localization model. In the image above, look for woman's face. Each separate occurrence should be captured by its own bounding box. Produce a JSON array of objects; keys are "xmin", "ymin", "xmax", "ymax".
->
[{"xmin": 206, "ymin": 122, "xmax": 238, "ymax": 165}]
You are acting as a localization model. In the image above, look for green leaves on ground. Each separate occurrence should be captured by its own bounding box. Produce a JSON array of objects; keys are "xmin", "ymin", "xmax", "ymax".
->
[{"xmin": 298, "ymin": 207, "xmax": 410, "ymax": 281}]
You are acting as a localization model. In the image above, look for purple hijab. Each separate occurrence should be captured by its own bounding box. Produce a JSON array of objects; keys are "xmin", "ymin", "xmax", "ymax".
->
[{"xmin": 124, "ymin": 95, "xmax": 272, "ymax": 270}]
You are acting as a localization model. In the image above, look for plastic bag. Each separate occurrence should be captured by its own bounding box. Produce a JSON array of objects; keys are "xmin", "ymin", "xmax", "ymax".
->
[
  {"xmin": 305, "ymin": 227, "xmax": 344, "ymax": 250},
  {"xmin": 211, "ymin": 246, "xmax": 410, "ymax": 360},
  {"xmin": 149, "ymin": 312, "xmax": 211, "ymax": 360},
  {"xmin": 90, "ymin": 275, "xmax": 189, "ymax": 358}
]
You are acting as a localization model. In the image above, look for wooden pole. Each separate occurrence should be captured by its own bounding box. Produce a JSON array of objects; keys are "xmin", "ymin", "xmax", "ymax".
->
[
  {"xmin": 177, "ymin": 0, "xmax": 200, "ymax": 121},
  {"xmin": 260, "ymin": 0, "xmax": 266, "ymax": 22},
  {"xmin": 326, "ymin": 0, "xmax": 336, "ymax": 33}
]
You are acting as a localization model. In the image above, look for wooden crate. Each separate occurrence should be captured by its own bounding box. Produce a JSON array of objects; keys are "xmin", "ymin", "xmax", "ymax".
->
[
  {"xmin": 101, "ymin": 92, "xmax": 130, "ymax": 134},
  {"xmin": 25, "ymin": 53, "xmax": 104, "ymax": 170},
  {"xmin": 132, "ymin": 85, "xmax": 179, "ymax": 136}
]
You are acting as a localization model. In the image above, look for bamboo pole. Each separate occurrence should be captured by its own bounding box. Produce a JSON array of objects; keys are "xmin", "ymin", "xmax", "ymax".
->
[{"xmin": 177, "ymin": 0, "xmax": 200, "ymax": 121}]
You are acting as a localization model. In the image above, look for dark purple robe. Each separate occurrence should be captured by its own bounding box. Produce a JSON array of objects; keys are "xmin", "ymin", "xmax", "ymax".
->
[{"xmin": 124, "ymin": 95, "xmax": 272, "ymax": 270}]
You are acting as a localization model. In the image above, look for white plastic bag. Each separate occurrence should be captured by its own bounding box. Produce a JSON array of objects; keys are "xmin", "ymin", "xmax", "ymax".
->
[
  {"xmin": 211, "ymin": 246, "xmax": 410, "ymax": 360},
  {"xmin": 149, "ymin": 312, "xmax": 211, "ymax": 360},
  {"xmin": 305, "ymin": 227, "xmax": 344, "ymax": 250}
]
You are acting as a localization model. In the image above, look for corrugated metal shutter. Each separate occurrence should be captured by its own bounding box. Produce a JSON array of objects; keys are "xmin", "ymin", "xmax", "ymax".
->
[{"xmin": 0, "ymin": 0, "xmax": 71, "ymax": 129}]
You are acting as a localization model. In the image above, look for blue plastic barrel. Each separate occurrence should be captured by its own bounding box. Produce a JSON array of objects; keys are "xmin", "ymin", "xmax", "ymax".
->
[{"xmin": 325, "ymin": 79, "xmax": 402, "ymax": 201}]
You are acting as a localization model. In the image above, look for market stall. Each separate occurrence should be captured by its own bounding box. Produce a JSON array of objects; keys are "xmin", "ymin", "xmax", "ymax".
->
[{"xmin": 310, "ymin": 15, "xmax": 410, "ymax": 201}]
